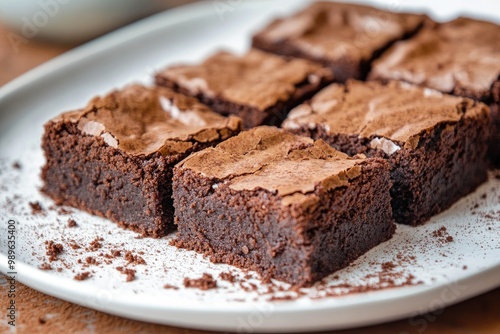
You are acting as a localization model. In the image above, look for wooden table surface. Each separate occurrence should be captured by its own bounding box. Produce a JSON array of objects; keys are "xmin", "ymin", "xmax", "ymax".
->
[{"xmin": 1, "ymin": 20, "xmax": 500, "ymax": 334}]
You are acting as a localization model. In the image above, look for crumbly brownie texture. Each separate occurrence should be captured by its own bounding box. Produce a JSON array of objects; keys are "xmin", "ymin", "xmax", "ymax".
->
[
  {"xmin": 42, "ymin": 85, "xmax": 241, "ymax": 237},
  {"xmin": 172, "ymin": 126, "xmax": 395, "ymax": 286},
  {"xmin": 369, "ymin": 18, "xmax": 500, "ymax": 165},
  {"xmin": 283, "ymin": 81, "xmax": 491, "ymax": 226},
  {"xmin": 155, "ymin": 49, "xmax": 334, "ymax": 129},
  {"xmin": 252, "ymin": 1, "xmax": 428, "ymax": 82}
]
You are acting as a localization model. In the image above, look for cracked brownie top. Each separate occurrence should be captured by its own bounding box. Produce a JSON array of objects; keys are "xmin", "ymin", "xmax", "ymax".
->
[{"xmin": 51, "ymin": 84, "xmax": 242, "ymax": 157}]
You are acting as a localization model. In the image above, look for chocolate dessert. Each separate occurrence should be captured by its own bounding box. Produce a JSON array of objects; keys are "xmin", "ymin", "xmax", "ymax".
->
[
  {"xmin": 252, "ymin": 1, "xmax": 429, "ymax": 82},
  {"xmin": 283, "ymin": 80, "xmax": 491, "ymax": 225},
  {"xmin": 172, "ymin": 126, "xmax": 395, "ymax": 286},
  {"xmin": 155, "ymin": 49, "xmax": 334, "ymax": 128},
  {"xmin": 369, "ymin": 18, "xmax": 500, "ymax": 165},
  {"xmin": 42, "ymin": 85, "xmax": 241, "ymax": 237}
]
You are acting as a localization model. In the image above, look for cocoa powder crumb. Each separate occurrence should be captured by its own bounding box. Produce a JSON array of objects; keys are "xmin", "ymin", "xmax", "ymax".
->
[
  {"xmin": 124, "ymin": 251, "xmax": 146, "ymax": 265},
  {"xmin": 111, "ymin": 249, "xmax": 121, "ymax": 257},
  {"xmin": 268, "ymin": 295, "xmax": 294, "ymax": 302},
  {"xmin": 163, "ymin": 284, "xmax": 179, "ymax": 290},
  {"xmin": 381, "ymin": 261, "xmax": 396, "ymax": 270},
  {"xmin": 29, "ymin": 201, "xmax": 43, "ymax": 215},
  {"xmin": 67, "ymin": 219, "xmax": 78, "ymax": 227},
  {"xmin": 219, "ymin": 271, "xmax": 236, "ymax": 283},
  {"xmin": 57, "ymin": 207, "xmax": 72, "ymax": 215},
  {"xmin": 116, "ymin": 266, "xmax": 136, "ymax": 282},
  {"xmin": 89, "ymin": 237, "xmax": 103, "ymax": 251},
  {"xmin": 85, "ymin": 256, "xmax": 99, "ymax": 266},
  {"xmin": 183, "ymin": 273, "xmax": 217, "ymax": 290},
  {"xmin": 38, "ymin": 263, "xmax": 52, "ymax": 270},
  {"xmin": 45, "ymin": 241, "xmax": 63, "ymax": 262},
  {"xmin": 432, "ymin": 226, "xmax": 447, "ymax": 238},
  {"xmin": 74, "ymin": 272, "xmax": 91, "ymax": 281},
  {"xmin": 12, "ymin": 161, "xmax": 22, "ymax": 170}
]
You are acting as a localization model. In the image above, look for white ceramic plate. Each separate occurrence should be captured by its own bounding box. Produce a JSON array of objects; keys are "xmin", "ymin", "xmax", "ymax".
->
[{"xmin": 1, "ymin": 1, "xmax": 499, "ymax": 332}]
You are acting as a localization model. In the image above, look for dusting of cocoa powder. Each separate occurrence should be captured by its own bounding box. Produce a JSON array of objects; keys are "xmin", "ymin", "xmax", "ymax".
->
[
  {"xmin": 67, "ymin": 219, "xmax": 78, "ymax": 227},
  {"xmin": 45, "ymin": 241, "xmax": 63, "ymax": 262},
  {"xmin": 29, "ymin": 201, "xmax": 44, "ymax": 215},
  {"xmin": 183, "ymin": 273, "xmax": 217, "ymax": 290},
  {"xmin": 74, "ymin": 272, "xmax": 91, "ymax": 281}
]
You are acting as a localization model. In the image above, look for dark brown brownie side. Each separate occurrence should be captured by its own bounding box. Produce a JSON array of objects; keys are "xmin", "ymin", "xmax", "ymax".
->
[
  {"xmin": 41, "ymin": 121, "xmax": 233, "ymax": 237},
  {"xmin": 490, "ymin": 101, "xmax": 500, "ymax": 166},
  {"xmin": 289, "ymin": 118, "xmax": 490, "ymax": 226},
  {"xmin": 155, "ymin": 74, "xmax": 331, "ymax": 129},
  {"xmin": 172, "ymin": 160, "xmax": 394, "ymax": 286}
]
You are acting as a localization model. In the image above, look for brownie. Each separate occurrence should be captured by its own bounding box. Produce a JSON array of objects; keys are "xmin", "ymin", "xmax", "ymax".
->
[
  {"xmin": 172, "ymin": 126, "xmax": 395, "ymax": 286},
  {"xmin": 369, "ymin": 18, "xmax": 500, "ymax": 165},
  {"xmin": 41, "ymin": 85, "xmax": 241, "ymax": 237},
  {"xmin": 252, "ymin": 1, "xmax": 429, "ymax": 82},
  {"xmin": 154, "ymin": 49, "xmax": 334, "ymax": 129},
  {"xmin": 282, "ymin": 81, "xmax": 491, "ymax": 226}
]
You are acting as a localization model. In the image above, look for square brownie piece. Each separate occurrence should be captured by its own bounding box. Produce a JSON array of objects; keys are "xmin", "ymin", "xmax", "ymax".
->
[
  {"xmin": 252, "ymin": 1, "xmax": 429, "ymax": 82},
  {"xmin": 369, "ymin": 18, "xmax": 500, "ymax": 165},
  {"xmin": 42, "ymin": 85, "xmax": 241, "ymax": 237},
  {"xmin": 155, "ymin": 49, "xmax": 334, "ymax": 129},
  {"xmin": 282, "ymin": 81, "xmax": 491, "ymax": 226},
  {"xmin": 172, "ymin": 126, "xmax": 395, "ymax": 286}
]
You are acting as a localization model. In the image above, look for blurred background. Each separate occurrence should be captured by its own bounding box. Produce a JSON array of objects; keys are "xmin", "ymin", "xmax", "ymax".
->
[{"xmin": 0, "ymin": 0, "xmax": 195, "ymax": 85}]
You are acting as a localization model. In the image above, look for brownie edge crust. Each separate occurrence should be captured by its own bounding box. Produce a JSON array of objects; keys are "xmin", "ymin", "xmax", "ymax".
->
[{"xmin": 172, "ymin": 127, "xmax": 395, "ymax": 286}]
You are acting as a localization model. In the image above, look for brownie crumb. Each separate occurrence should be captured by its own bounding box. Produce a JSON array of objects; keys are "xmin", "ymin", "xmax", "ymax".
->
[
  {"xmin": 219, "ymin": 271, "xmax": 237, "ymax": 283},
  {"xmin": 69, "ymin": 242, "xmax": 81, "ymax": 250},
  {"xmin": 116, "ymin": 266, "xmax": 136, "ymax": 282},
  {"xmin": 432, "ymin": 226, "xmax": 447, "ymax": 238},
  {"xmin": 381, "ymin": 261, "xmax": 396, "ymax": 270},
  {"xmin": 85, "ymin": 256, "xmax": 99, "ymax": 266},
  {"xmin": 45, "ymin": 241, "xmax": 63, "ymax": 261},
  {"xmin": 110, "ymin": 249, "xmax": 121, "ymax": 257},
  {"xmin": 38, "ymin": 263, "xmax": 52, "ymax": 270},
  {"xmin": 432, "ymin": 226, "xmax": 454, "ymax": 244},
  {"xmin": 124, "ymin": 251, "xmax": 146, "ymax": 265},
  {"xmin": 29, "ymin": 201, "xmax": 43, "ymax": 215},
  {"xmin": 163, "ymin": 284, "xmax": 179, "ymax": 290},
  {"xmin": 67, "ymin": 219, "xmax": 78, "ymax": 227},
  {"xmin": 57, "ymin": 207, "xmax": 72, "ymax": 215},
  {"xmin": 183, "ymin": 273, "xmax": 217, "ymax": 290},
  {"xmin": 74, "ymin": 272, "xmax": 91, "ymax": 281},
  {"xmin": 463, "ymin": 265, "xmax": 468, "ymax": 270},
  {"xmin": 268, "ymin": 295, "xmax": 295, "ymax": 302},
  {"xmin": 89, "ymin": 237, "xmax": 103, "ymax": 251},
  {"xmin": 12, "ymin": 161, "xmax": 22, "ymax": 170}
]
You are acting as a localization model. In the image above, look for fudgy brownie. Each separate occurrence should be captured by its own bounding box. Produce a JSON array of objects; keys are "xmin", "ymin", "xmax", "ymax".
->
[
  {"xmin": 252, "ymin": 1, "xmax": 429, "ymax": 82},
  {"xmin": 42, "ymin": 85, "xmax": 241, "ymax": 237},
  {"xmin": 155, "ymin": 49, "xmax": 334, "ymax": 129},
  {"xmin": 369, "ymin": 18, "xmax": 500, "ymax": 165},
  {"xmin": 172, "ymin": 126, "xmax": 395, "ymax": 286},
  {"xmin": 282, "ymin": 81, "xmax": 491, "ymax": 226}
]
